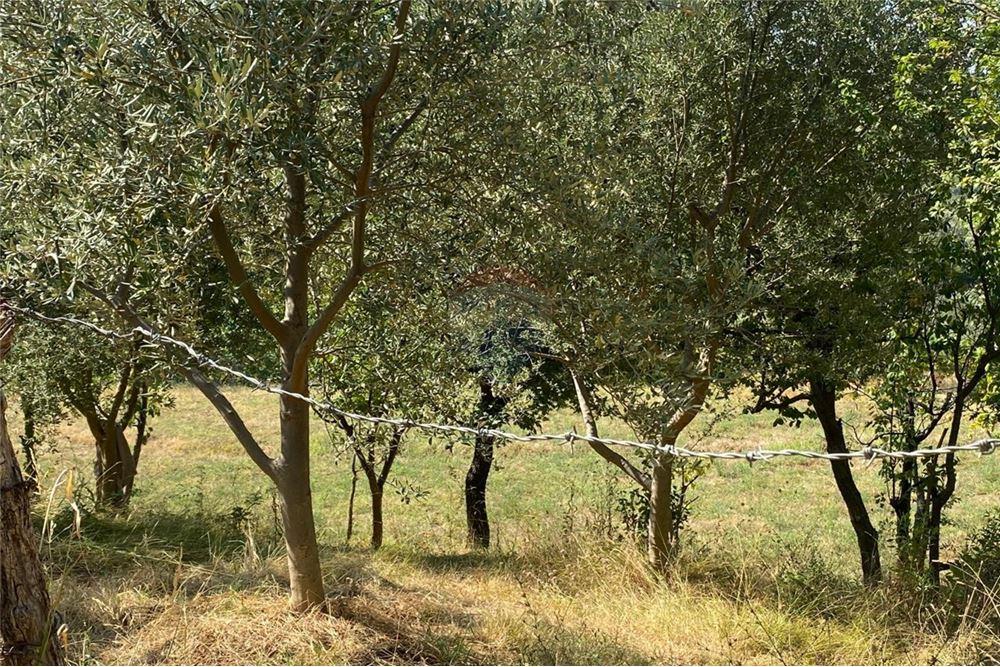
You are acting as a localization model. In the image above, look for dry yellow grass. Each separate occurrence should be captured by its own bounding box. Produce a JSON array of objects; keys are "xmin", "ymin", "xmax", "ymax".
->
[
  {"xmin": 11, "ymin": 386, "xmax": 1000, "ymax": 665},
  {"xmin": 46, "ymin": 533, "xmax": 1000, "ymax": 665}
]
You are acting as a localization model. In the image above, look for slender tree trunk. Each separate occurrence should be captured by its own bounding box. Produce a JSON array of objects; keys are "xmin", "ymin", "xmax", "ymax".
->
[
  {"xmin": 465, "ymin": 379, "xmax": 501, "ymax": 549},
  {"xmin": 79, "ymin": 413, "xmax": 122, "ymax": 508},
  {"xmin": 352, "ymin": 428, "xmax": 400, "ymax": 552},
  {"xmin": 810, "ymin": 378, "xmax": 882, "ymax": 585},
  {"xmin": 888, "ymin": 409, "xmax": 920, "ymax": 567},
  {"xmin": 346, "ymin": 453, "xmax": 358, "ymax": 544},
  {"xmin": 648, "ymin": 343, "xmax": 713, "ymax": 571},
  {"xmin": 928, "ymin": 398, "xmax": 964, "ymax": 585},
  {"xmin": 912, "ymin": 474, "xmax": 931, "ymax": 573},
  {"xmin": 647, "ymin": 450, "xmax": 674, "ymax": 571},
  {"xmin": 927, "ymin": 456, "xmax": 957, "ymax": 586},
  {"xmin": 892, "ymin": 453, "xmax": 917, "ymax": 567},
  {"xmin": 1, "ymin": 389, "xmax": 63, "ymax": 666},
  {"xmin": 276, "ymin": 388, "xmax": 325, "ymax": 611},
  {"xmin": 926, "ymin": 460, "xmax": 946, "ymax": 585},
  {"xmin": 465, "ymin": 433, "xmax": 493, "ymax": 549},
  {"xmin": 367, "ymin": 472, "xmax": 384, "ymax": 551}
]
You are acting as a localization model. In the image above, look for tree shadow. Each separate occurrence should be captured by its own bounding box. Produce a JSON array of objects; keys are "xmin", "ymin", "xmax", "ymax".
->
[
  {"xmin": 324, "ymin": 546, "xmax": 655, "ymax": 664},
  {"xmin": 392, "ymin": 549, "xmax": 514, "ymax": 574},
  {"xmin": 44, "ymin": 511, "xmax": 653, "ymax": 664},
  {"xmin": 42, "ymin": 505, "xmax": 260, "ymax": 575},
  {"xmin": 330, "ymin": 574, "xmax": 655, "ymax": 665}
]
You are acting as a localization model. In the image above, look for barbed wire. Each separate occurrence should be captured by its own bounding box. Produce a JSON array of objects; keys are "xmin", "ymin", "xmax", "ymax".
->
[{"xmin": 6, "ymin": 304, "xmax": 999, "ymax": 464}]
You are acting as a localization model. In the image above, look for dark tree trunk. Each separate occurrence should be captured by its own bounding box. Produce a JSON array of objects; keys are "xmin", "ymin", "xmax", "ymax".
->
[
  {"xmin": 367, "ymin": 473, "xmax": 384, "ymax": 551},
  {"xmin": 340, "ymin": 419, "xmax": 401, "ymax": 553},
  {"xmin": 1, "ymin": 390, "xmax": 63, "ymax": 665},
  {"xmin": 891, "ymin": 453, "xmax": 917, "ymax": 567},
  {"xmin": 810, "ymin": 378, "xmax": 882, "ymax": 585},
  {"xmin": 465, "ymin": 379, "xmax": 503, "ymax": 549},
  {"xmin": 346, "ymin": 453, "xmax": 358, "ymax": 544},
  {"xmin": 928, "ymin": 398, "xmax": 964, "ymax": 586},
  {"xmin": 465, "ymin": 433, "xmax": 493, "ymax": 549},
  {"xmin": 926, "ymin": 456, "xmax": 956, "ymax": 586}
]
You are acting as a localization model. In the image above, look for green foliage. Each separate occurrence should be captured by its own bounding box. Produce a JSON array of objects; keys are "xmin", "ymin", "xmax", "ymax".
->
[
  {"xmin": 1, "ymin": 0, "xmax": 999, "ymax": 620},
  {"xmin": 0, "ymin": 0, "xmax": 509, "ymax": 355},
  {"xmin": 612, "ymin": 458, "xmax": 705, "ymax": 544},
  {"xmin": 858, "ymin": 0, "xmax": 1000, "ymax": 579},
  {"xmin": 958, "ymin": 510, "xmax": 1000, "ymax": 591},
  {"xmin": 456, "ymin": 311, "xmax": 575, "ymax": 432},
  {"xmin": 4, "ymin": 317, "xmax": 171, "ymax": 454}
]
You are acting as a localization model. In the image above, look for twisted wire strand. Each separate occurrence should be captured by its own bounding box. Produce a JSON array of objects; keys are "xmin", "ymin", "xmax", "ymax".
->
[{"xmin": 7, "ymin": 304, "xmax": 999, "ymax": 463}]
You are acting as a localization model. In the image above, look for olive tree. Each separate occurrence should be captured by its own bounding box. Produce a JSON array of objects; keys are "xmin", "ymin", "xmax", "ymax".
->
[
  {"xmin": 0, "ymin": 0, "xmax": 506, "ymax": 609},
  {"xmin": 486, "ymin": 0, "xmax": 922, "ymax": 569},
  {"xmin": 740, "ymin": 200, "xmax": 933, "ymax": 585},
  {"xmin": 316, "ymin": 280, "xmax": 462, "ymax": 551},
  {"xmin": 4, "ymin": 319, "xmax": 166, "ymax": 507},
  {"xmin": 734, "ymin": 41, "xmax": 938, "ymax": 583},
  {"xmin": 450, "ymin": 298, "xmax": 574, "ymax": 549}
]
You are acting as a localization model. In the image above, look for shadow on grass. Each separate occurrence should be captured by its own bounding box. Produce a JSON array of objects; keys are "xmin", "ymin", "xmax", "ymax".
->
[
  {"xmin": 332, "ymin": 577, "xmax": 654, "ymax": 666},
  {"xmin": 41, "ymin": 505, "xmax": 262, "ymax": 575},
  {"xmin": 322, "ymin": 544, "xmax": 656, "ymax": 664},
  {"xmin": 389, "ymin": 549, "xmax": 514, "ymax": 574}
]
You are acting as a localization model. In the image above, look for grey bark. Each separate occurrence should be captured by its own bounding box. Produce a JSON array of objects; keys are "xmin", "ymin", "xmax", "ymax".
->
[
  {"xmin": 1, "ymin": 390, "xmax": 63, "ymax": 665},
  {"xmin": 647, "ymin": 450, "xmax": 674, "ymax": 570}
]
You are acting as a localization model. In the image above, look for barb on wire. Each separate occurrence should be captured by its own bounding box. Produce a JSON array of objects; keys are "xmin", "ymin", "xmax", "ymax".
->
[{"xmin": 7, "ymin": 303, "xmax": 1000, "ymax": 465}]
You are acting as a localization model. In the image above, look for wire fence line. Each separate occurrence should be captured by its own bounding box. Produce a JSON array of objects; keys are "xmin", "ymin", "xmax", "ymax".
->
[{"xmin": 5, "ymin": 303, "xmax": 999, "ymax": 465}]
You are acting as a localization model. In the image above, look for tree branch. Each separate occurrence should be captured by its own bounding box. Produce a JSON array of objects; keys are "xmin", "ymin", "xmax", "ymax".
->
[
  {"xmin": 376, "ymin": 95, "xmax": 428, "ymax": 168},
  {"xmin": 378, "ymin": 427, "xmax": 404, "ymax": 487},
  {"xmin": 304, "ymin": 203, "xmax": 358, "ymax": 253},
  {"xmin": 571, "ymin": 368, "xmax": 650, "ymax": 493},
  {"xmin": 290, "ymin": 267, "xmax": 364, "ymax": 390},
  {"xmin": 105, "ymin": 361, "xmax": 134, "ymax": 427},
  {"xmin": 361, "ymin": 0, "xmax": 412, "ymax": 117},
  {"xmin": 206, "ymin": 202, "xmax": 289, "ymax": 343},
  {"xmin": 84, "ymin": 284, "xmax": 278, "ymax": 482},
  {"xmin": 182, "ymin": 366, "xmax": 278, "ymax": 481},
  {"xmin": 290, "ymin": 0, "xmax": 412, "ymax": 388},
  {"xmin": 665, "ymin": 343, "xmax": 716, "ymax": 440}
]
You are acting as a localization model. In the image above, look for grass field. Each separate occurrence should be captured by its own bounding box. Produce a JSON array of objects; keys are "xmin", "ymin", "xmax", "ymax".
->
[{"xmin": 11, "ymin": 385, "xmax": 1000, "ymax": 665}]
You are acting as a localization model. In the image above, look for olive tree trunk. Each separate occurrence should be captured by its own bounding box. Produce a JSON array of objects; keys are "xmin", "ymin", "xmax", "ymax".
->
[
  {"xmin": 18, "ymin": 403, "xmax": 36, "ymax": 482},
  {"xmin": 645, "ymin": 344, "xmax": 713, "ymax": 572},
  {"xmin": 1, "ymin": 389, "xmax": 63, "ymax": 665},
  {"xmin": 367, "ymin": 478, "xmax": 384, "ymax": 551},
  {"xmin": 465, "ymin": 433, "xmax": 494, "ymax": 549},
  {"xmin": 891, "ymin": 446, "xmax": 918, "ymax": 566},
  {"xmin": 927, "ymin": 395, "xmax": 964, "ymax": 585},
  {"xmin": 465, "ymin": 379, "xmax": 503, "ymax": 549},
  {"xmin": 647, "ymin": 450, "xmax": 674, "ymax": 570},
  {"xmin": 276, "ymin": 387, "xmax": 325, "ymax": 611},
  {"xmin": 79, "ymin": 411, "xmax": 139, "ymax": 509},
  {"xmin": 346, "ymin": 426, "xmax": 403, "ymax": 552},
  {"xmin": 810, "ymin": 378, "xmax": 882, "ymax": 585},
  {"xmin": 96, "ymin": 426, "xmax": 137, "ymax": 508}
]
